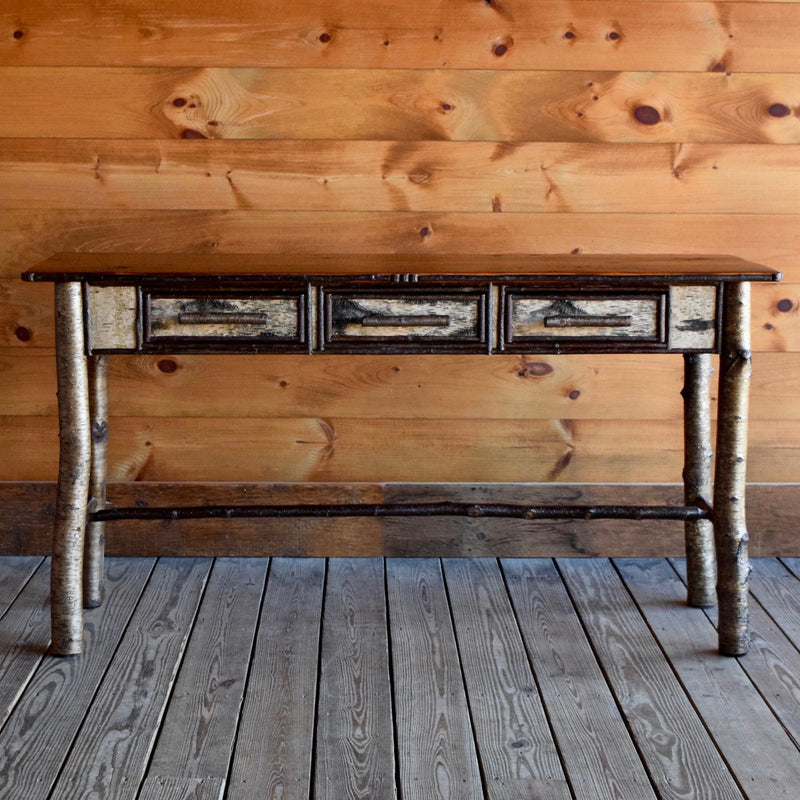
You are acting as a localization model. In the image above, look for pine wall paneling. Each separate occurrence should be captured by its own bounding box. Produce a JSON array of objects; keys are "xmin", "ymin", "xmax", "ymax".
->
[{"xmin": 2, "ymin": 1, "xmax": 798, "ymax": 555}]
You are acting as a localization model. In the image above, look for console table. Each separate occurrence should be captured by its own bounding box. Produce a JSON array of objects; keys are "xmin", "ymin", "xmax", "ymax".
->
[{"xmin": 23, "ymin": 253, "xmax": 780, "ymax": 657}]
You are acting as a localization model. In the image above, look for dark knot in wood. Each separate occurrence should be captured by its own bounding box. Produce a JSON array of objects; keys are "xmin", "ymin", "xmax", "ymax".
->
[{"xmin": 634, "ymin": 106, "xmax": 661, "ymax": 125}]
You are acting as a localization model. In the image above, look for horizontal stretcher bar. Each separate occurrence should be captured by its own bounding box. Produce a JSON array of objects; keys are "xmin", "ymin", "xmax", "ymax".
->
[{"xmin": 91, "ymin": 502, "xmax": 711, "ymax": 522}]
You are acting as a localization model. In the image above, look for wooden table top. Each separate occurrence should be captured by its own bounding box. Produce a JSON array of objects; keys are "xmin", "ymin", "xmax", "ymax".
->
[{"xmin": 23, "ymin": 252, "xmax": 781, "ymax": 284}]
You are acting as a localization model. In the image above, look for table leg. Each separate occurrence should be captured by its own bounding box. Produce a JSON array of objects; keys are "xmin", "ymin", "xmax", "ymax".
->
[
  {"xmin": 682, "ymin": 352, "xmax": 716, "ymax": 608},
  {"xmin": 52, "ymin": 283, "xmax": 92, "ymax": 655},
  {"xmin": 84, "ymin": 354, "xmax": 108, "ymax": 608},
  {"xmin": 713, "ymin": 281, "xmax": 751, "ymax": 656}
]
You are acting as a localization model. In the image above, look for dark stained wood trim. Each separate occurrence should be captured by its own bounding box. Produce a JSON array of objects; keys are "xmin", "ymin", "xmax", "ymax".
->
[
  {"xmin": 4, "ymin": 481, "xmax": 798, "ymax": 558},
  {"xmin": 23, "ymin": 252, "xmax": 780, "ymax": 284}
]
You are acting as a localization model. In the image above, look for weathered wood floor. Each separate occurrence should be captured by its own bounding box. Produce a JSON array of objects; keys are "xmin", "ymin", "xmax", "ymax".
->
[{"xmin": 1, "ymin": 556, "xmax": 800, "ymax": 800}]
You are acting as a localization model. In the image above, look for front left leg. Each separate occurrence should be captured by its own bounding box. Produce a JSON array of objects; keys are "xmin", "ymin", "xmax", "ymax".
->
[{"xmin": 52, "ymin": 282, "xmax": 92, "ymax": 655}]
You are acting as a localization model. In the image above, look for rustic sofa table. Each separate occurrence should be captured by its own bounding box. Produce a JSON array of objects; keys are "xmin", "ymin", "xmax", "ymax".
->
[{"xmin": 23, "ymin": 253, "xmax": 780, "ymax": 657}]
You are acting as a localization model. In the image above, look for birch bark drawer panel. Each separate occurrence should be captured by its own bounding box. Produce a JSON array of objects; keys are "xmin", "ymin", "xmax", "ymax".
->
[
  {"xmin": 143, "ymin": 291, "xmax": 307, "ymax": 351},
  {"xmin": 501, "ymin": 290, "xmax": 666, "ymax": 351},
  {"xmin": 320, "ymin": 289, "xmax": 489, "ymax": 352}
]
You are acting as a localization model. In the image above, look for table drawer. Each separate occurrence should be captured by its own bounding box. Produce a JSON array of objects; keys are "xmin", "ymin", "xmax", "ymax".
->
[
  {"xmin": 144, "ymin": 291, "xmax": 307, "ymax": 350},
  {"xmin": 503, "ymin": 291, "xmax": 666, "ymax": 349},
  {"xmin": 321, "ymin": 289, "xmax": 488, "ymax": 352}
]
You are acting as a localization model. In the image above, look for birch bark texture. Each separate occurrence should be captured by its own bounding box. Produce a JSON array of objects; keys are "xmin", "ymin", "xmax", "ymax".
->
[
  {"xmin": 52, "ymin": 283, "xmax": 91, "ymax": 655},
  {"xmin": 713, "ymin": 282, "xmax": 752, "ymax": 656},
  {"xmin": 682, "ymin": 353, "xmax": 716, "ymax": 608},
  {"xmin": 84, "ymin": 354, "xmax": 108, "ymax": 609}
]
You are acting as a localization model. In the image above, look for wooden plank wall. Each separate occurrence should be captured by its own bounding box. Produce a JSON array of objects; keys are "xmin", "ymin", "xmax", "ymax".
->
[{"xmin": 1, "ymin": 1, "xmax": 799, "ymax": 554}]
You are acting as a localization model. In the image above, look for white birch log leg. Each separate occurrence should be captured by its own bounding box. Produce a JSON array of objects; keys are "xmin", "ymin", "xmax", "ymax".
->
[
  {"xmin": 713, "ymin": 282, "xmax": 751, "ymax": 656},
  {"xmin": 84, "ymin": 354, "xmax": 108, "ymax": 608},
  {"xmin": 52, "ymin": 282, "xmax": 91, "ymax": 655},
  {"xmin": 682, "ymin": 353, "xmax": 716, "ymax": 607}
]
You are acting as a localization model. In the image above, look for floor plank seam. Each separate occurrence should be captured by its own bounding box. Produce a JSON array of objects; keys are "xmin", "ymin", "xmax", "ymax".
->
[
  {"xmin": 440, "ymin": 557, "xmax": 490, "ymax": 800},
  {"xmin": 0, "ymin": 557, "xmax": 45, "ymax": 622},
  {"xmin": 308, "ymin": 558, "xmax": 330, "ymax": 800},
  {"xmin": 382, "ymin": 557, "xmax": 405, "ymax": 800}
]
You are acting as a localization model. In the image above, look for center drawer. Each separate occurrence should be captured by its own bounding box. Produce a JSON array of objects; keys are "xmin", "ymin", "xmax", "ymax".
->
[{"xmin": 320, "ymin": 288, "xmax": 489, "ymax": 352}]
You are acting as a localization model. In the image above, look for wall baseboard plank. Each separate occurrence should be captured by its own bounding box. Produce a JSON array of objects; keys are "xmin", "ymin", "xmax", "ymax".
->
[{"xmin": 3, "ymin": 481, "xmax": 796, "ymax": 558}]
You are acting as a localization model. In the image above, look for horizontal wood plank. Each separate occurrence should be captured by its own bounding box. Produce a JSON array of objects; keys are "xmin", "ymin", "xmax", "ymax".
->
[
  {"xmin": 2, "ymin": 349, "xmax": 800, "ymax": 421},
  {"xmin": 3, "ymin": 279, "xmax": 795, "ymax": 354},
  {"xmin": 1, "ymin": 349, "xmax": 690, "ymax": 419},
  {"xmin": 3, "ymin": 140, "xmax": 800, "ymax": 215},
  {"xmin": 3, "ymin": 415, "xmax": 800, "ymax": 483},
  {"xmin": 1, "ymin": 482, "xmax": 798, "ymax": 558},
  {"xmin": 4, "ymin": 68, "xmax": 800, "ymax": 143},
  {"xmin": 4, "ymin": 1, "xmax": 800, "ymax": 72},
  {"xmin": 0, "ymin": 212, "xmax": 794, "ymax": 283},
  {"xmin": 0, "ymin": 415, "xmax": 687, "ymax": 483},
  {"xmin": 3, "ymin": 278, "xmax": 797, "ymax": 352}
]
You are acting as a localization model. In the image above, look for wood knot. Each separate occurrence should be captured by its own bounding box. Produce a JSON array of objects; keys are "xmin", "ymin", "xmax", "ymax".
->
[
  {"xmin": 519, "ymin": 360, "xmax": 553, "ymax": 377},
  {"xmin": 510, "ymin": 739, "xmax": 531, "ymax": 750},
  {"xmin": 768, "ymin": 103, "xmax": 792, "ymax": 118},
  {"xmin": 492, "ymin": 36, "xmax": 513, "ymax": 57},
  {"xmin": 157, "ymin": 358, "xmax": 179, "ymax": 374},
  {"xmin": 409, "ymin": 170, "xmax": 431, "ymax": 185},
  {"xmin": 634, "ymin": 105, "xmax": 661, "ymax": 125}
]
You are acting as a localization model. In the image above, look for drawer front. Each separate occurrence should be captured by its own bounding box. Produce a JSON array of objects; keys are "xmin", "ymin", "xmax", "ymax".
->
[
  {"xmin": 144, "ymin": 292, "xmax": 306, "ymax": 349},
  {"xmin": 504, "ymin": 291, "xmax": 666, "ymax": 349},
  {"xmin": 321, "ymin": 290, "xmax": 488, "ymax": 352}
]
